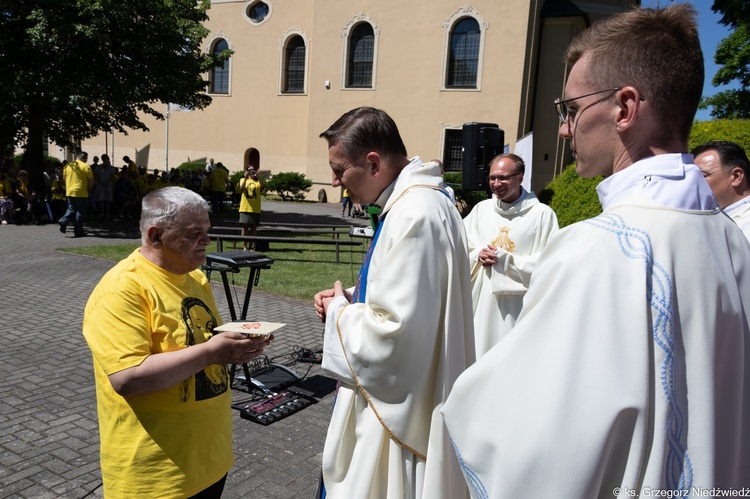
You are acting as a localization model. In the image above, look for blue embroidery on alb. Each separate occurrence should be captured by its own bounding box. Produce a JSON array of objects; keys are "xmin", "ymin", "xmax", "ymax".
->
[
  {"xmin": 585, "ymin": 214, "xmax": 693, "ymax": 492},
  {"xmin": 450, "ymin": 437, "xmax": 489, "ymax": 499}
]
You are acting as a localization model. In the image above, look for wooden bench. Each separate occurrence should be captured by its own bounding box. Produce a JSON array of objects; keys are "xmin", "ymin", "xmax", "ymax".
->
[{"xmin": 208, "ymin": 233, "xmax": 363, "ymax": 264}]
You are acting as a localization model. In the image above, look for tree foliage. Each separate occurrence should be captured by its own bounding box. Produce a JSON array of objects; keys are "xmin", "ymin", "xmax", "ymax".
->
[
  {"xmin": 699, "ymin": 0, "xmax": 750, "ymax": 118},
  {"xmin": 0, "ymin": 0, "xmax": 230, "ymax": 192},
  {"xmin": 265, "ymin": 172, "xmax": 313, "ymax": 201}
]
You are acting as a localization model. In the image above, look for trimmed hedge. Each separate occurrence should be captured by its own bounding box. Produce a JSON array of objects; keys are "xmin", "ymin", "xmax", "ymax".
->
[
  {"xmin": 538, "ymin": 119, "xmax": 750, "ymax": 228},
  {"xmin": 537, "ymin": 165, "xmax": 604, "ymax": 228},
  {"xmin": 688, "ymin": 119, "xmax": 750, "ymax": 152}
]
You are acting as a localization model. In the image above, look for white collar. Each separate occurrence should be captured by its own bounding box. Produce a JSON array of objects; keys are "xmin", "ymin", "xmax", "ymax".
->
[{"xmin": 596, "ymin": 154, "xmax": 717, "ymax": 211}]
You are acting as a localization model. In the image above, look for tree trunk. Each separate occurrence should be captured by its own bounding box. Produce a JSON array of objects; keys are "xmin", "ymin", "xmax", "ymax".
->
[{"xmin": 21, "ymin": 104, "xmax": 46, "ymax": 200}]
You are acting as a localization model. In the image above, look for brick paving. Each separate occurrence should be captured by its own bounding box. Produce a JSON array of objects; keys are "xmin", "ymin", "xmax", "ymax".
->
[{"xmin": 0, "ymin": 201, "xmax": 367, "ymax": 498}]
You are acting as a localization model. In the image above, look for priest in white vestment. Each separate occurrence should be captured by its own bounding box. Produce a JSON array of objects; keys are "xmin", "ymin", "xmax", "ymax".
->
[
  {"xmin": 692, "ymin": 140, "xmax": 750, "ymax": 241},
  {"xmin": 443, "ymin": 6, "xmax": 750, "ymax": 498},
  {"xmin": 463, "ymin": 153, "xmax": 558, "ymax": 357},
  {"xmin": 315, "ymin": 107, "xmax": 475, "ymax": 499}
]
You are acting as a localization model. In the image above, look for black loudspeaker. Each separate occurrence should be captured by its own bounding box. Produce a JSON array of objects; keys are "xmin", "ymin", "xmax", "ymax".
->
[{"xmin": 461, "ymin": 123, "xmax": 504, "ymax": 191}]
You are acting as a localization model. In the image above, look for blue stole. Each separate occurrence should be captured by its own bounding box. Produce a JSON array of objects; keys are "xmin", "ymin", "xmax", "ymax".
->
[{"xmin": 353, "ymin": 213, "xmax": 386, "ymax": 303}]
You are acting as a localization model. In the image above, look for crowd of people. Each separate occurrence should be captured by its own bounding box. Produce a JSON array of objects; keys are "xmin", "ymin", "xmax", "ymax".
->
[{"xmin": 0, "ymin": 154, "xmax": 237, "ymax": 234}]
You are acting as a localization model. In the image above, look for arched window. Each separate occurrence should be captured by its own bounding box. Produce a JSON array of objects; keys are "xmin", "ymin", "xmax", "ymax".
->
[
  {"xmin": 347, "ymin": 23, "xmax": 374, "ymax": 88},
  {"xmin": 210, "ymin": 39, "xmax": 230, "ymax": 94},
  {"xmin": 446, "ymin": 18, "xmax": 480, "ymax": 88},
  {"xmin": 284, "ymin": 35, "xmax": 306, "ymax": 93}
]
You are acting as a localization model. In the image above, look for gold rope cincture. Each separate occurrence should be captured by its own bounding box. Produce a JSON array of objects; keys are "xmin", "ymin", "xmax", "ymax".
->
[{"xmin": 334, "ymin": 183, "xmax": 447, "ymax": 462}]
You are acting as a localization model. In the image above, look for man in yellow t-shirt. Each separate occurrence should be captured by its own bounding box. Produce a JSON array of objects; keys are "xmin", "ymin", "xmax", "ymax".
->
[
  {"xmin": 59, "ymin": 151, "xmax": 94, "ymax": 237},
  {"xmin": 123, "ymin": 155, "xmax": 137, "ymax": 174},
  {"xmin": 83, "ymin": 187, "xmax": 274, "ymax": 498},
  {"xmin": 341, "ymin": 188, "xmax": 352, "ymax": 217},
  {"xmin": 237, "ymin": 167, "xmax": 262, "ymax": 251},
  {"xmin": 0, "ymin": 167, "xmax": 14, "ymax": 224},
  {"xmin": 210, "ymin": 162, "xmax": 229, "ymax": 213}
]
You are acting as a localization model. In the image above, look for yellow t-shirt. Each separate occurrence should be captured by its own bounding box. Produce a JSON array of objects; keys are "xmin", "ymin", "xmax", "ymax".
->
[
  {"xmin": 51, "ymin": 178, "xmax": 66, "ymax": 201},
  {"xmin": 64, "ymin": 159, "xmax": 93, "ymax": 197},
  {"xmin": 83, "ymin": 249, "xmax": 233, "ymax": 498},
  {"xmin": 133, "ymin": 175, "xmax": 147, "ymax": 197},
  {"xmin": 0, "ymin": 179, "xmax": 12, "ymax": 197},
  {"xmin": 239, "ymin": 178, "xmax": 261, "ymax": 214},
  {"xmin": 211, "ymin": 167, "xmax": 228, "ymax": 192}
]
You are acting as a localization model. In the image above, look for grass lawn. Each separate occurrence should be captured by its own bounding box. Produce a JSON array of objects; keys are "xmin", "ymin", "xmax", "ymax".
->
[{"xmin": 61, "ymin": 239, "xmax": 366, "ymax": 301}]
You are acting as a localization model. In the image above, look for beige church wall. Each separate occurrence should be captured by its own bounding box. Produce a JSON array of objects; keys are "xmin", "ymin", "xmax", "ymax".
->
[
  {"xmin": 75, "ymin": 0, "xmax": 636, "ymax": 203},
  {"xmin": 528, "ymin": 17, "xmax": 587, "ymax": 192},
  {"xmin": 304, "ymin": 0, "xmax": 533, "ymax": 202},
  {"xmin": 81, "ymin": 0, "xmax": 536, "ymax": 201}
]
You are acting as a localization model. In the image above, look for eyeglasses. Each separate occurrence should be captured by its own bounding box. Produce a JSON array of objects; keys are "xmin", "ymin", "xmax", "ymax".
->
[
  {"xmin": 488, "ymin": 171, "xmax": 522, "ymax": 182},
  {"xmin": 554, "ymin": 87, "xmax": 622, "ymax": 124}
]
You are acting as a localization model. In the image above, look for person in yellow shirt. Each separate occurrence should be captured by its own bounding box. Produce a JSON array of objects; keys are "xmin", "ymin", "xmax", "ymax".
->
[
  {"xmin": 59, "ymin": 151, "xmax": 94, "ymax": 237},
  {"xmin": 341, "ymin": 187, "xmax": 352, "ymax": 217},
  {"xmin": 14, "ymin": 170, "xmax": 38, "ymax": 224},
  {"xmin": 0, "ymin": 168, "xmax": 15, "ymax": 224},
  {"xmin": 210, "ymin": 162, "xmax": 229, "ymax": 213},
  {"xmin": 83, "ymin": 187, "xmax": 273, "ymax": 498},
  {"xmin": 123, "ymin": 155, "xmax": 137, "ymax": 174},
  {"xmin": 237, "ymin": 167, "xmax": 262, "ymax": 250}
]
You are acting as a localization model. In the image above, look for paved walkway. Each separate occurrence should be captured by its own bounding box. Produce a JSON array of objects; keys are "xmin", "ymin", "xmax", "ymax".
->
[{"xmin": 0, "ymin": 201, "xmax": 366, "ymax": 498}]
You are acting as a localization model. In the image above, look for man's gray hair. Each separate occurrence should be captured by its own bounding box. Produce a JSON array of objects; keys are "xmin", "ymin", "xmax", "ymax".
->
[{"xmin": 139, "ymin": 187, "xmax": 209, "ymax": 242}]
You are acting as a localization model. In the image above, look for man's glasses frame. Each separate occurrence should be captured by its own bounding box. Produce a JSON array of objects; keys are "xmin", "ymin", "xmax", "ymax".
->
[
  {"xmin": 554, "ymin": 87, "xmax": 622, "ymax": 124},
  {"xmin": 488, "ymin": 171, "xmax": 522, "ymax": 182}
]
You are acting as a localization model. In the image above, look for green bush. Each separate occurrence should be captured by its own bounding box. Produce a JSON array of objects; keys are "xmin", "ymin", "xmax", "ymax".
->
[
  {"xmin": 229, "ymin": 170, "xmax": 244, "ymax": 191},
  {"xmin": 537, "ymin": 164, "xmax": 604, "ymax": 228},
  {"xmin": 264, "ymin": 171, "xmax": 312, "ymax": 201},
  {"xmin": 689, "ymin": 119, "xmax": 750, "ymax": 152},
  {"xmin": 14, "ymin": 154, "xmax": 62, "ymax": 169}
]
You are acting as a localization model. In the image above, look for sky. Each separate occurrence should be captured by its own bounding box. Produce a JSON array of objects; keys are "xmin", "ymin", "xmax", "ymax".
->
[{"xmin": 640, "ymin": 0, "xmax": 738, "ymax": 121}]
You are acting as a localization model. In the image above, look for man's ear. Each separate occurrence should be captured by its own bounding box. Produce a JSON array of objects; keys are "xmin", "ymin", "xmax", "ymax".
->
[
  {"xmin": 731, "ymin": 166, "xmax": 745, "ymax": 188},
  {"xmin": 365, "ymin": 152, "xmax": 382, "ymax": 176},
  {"xmin": 615, "ymin": 86, "xmax": 643, "ymax": 132},
  {"xmin": 146, "ymin": 225, "xmax": 162, "ymax": 247}
]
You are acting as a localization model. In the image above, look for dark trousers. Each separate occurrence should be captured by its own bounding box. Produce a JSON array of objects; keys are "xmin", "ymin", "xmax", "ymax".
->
[
  {"xmin": 59, "ymin": 196, "xmax": 89, "ymax": 236},
  {"xmin": 188, "ymin": 474, "xmax": 227, "ymax": 499},
  {"xmin": 212, "ymin": 191, "xmax": 224, "ymax": 213}
]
